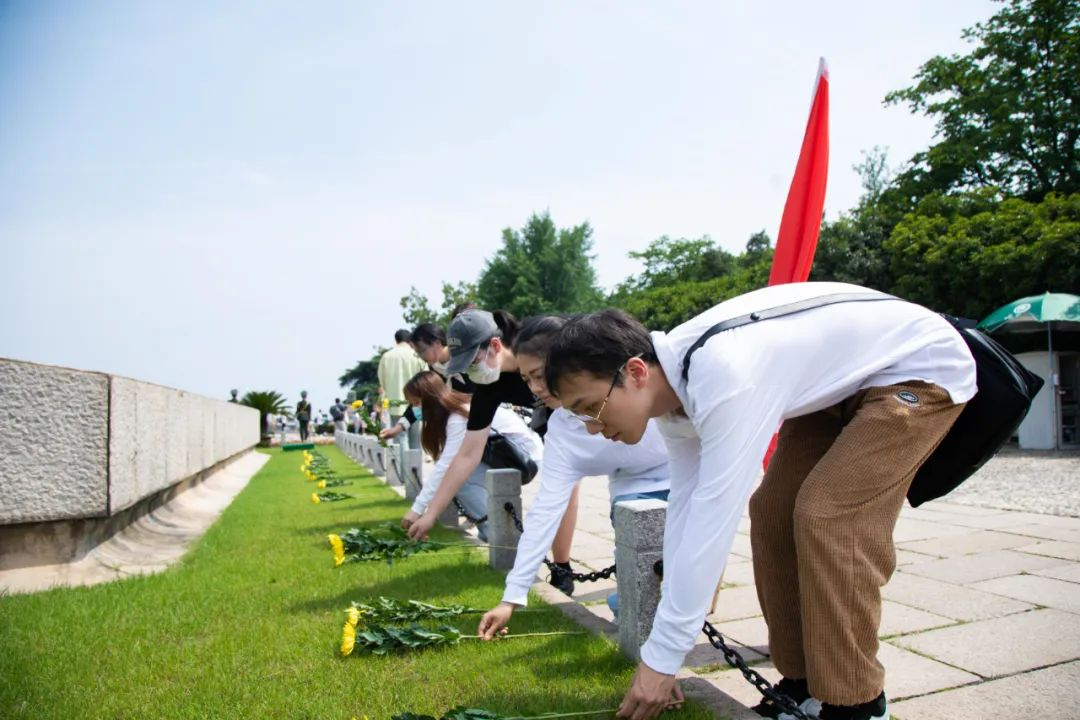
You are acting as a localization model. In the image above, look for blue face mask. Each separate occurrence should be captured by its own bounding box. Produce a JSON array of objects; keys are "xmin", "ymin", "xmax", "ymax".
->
[{"xmin": 412, "ymin": 405, "xmax": 423, "ymax": 422}]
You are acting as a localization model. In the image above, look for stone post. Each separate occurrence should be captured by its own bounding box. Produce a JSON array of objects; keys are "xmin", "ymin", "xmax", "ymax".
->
[
  {"xmin": 614, "ymin": 498, "xmax": 667, "ymax": 661},
  {"xmin": 485, "ymin": 468, "xmax": 523, "ymax": 571},
  {"xmin": 403, "ymin": 449, "xmax": 423, "ymax": 502},
  {"xmin": 386, "ymin": 449, "xmax": 403, "ymax": 487}
]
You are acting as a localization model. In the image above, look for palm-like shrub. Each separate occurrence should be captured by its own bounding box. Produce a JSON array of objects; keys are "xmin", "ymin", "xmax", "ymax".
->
[{"xmin": 240, "ymin": 390, "xmax": 291, "ymax": 445}]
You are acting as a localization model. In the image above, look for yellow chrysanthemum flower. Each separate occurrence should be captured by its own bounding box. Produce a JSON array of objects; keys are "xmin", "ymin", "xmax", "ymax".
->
[
  {"xmin": 317, "ymin": 480, "xmax": 326, "ymax": 489},
  {"xmin": 311, "ymin": 493, "xmax": 320, "ymax": 504},
  {"xmin": 351, "ymin": 400, "xmax": 363, "ymax": 409},
  {"xmin": 346, "ymin": 607, "xmax": 360, "ymax": 628},
  {"xmin": 381, "ymin": 398, "xmax": 389, "ymax": 410},
  {"xmin": 340, "ymin": 622, "xmax": 356, "ymax": 656},
  {"xmin": 328, "ymin": 534, "xmax": 345, "ymax": 567}
]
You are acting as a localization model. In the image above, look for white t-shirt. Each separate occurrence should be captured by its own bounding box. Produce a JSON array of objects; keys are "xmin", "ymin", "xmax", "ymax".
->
[
  {"xmin": 501, "ymin": 408, "xmax": 671, "ymax": 606},
  {"xmin": 639, "ymin": 281, "xmax": 978, "ymax": 676},
  {"xmin": 411, "ymin": 406, "xmax": 544, "ymax": 516}
]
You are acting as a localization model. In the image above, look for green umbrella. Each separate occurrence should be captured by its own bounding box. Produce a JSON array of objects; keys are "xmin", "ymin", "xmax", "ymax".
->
[
  {"xmin": 978, "ymin": 293, "xmax": 1080, "ymax": 334},
  {"xmin": 978, "ymin": 292, "xmax": 1080, "ymax": 450}
]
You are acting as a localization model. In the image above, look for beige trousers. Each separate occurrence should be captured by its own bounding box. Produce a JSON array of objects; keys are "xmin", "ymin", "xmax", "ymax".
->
[{"xmin": 749, "ymin": 381, "xmax": 964, "ymax": 705}]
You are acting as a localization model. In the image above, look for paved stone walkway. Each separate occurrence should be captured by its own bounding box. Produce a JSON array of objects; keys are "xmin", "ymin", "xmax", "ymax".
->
[{"xmin": 518, "ymin": 454, "xmax": 1080, "ymax": 719}]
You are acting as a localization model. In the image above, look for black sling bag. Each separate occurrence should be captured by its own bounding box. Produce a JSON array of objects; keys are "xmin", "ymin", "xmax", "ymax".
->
[{"xmin": 681, "ymin": 292, "xmax": 1044, "ymax": 507}]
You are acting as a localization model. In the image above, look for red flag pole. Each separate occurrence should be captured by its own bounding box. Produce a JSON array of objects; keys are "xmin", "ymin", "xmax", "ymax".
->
[{"xmin": 763, "ymin": 58, "xmax": 830, "ymax": 469}]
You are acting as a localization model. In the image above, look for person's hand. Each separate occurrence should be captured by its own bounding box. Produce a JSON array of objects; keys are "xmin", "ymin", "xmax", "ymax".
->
[
  {"xmin": 478, "ymin": 602, "xmax": 517, "ymax": 640},
  {"xmin": 616, "ymin": 662, "xmax": 683, "ymax": 720},
  {"xmin": 407, "ymin": 512, "xmax": 435, "ymax": 541},
  {"xmin": 401, "ymin": 510, "xmax": 420, "ymax": 530},
  {"xmin": 380, "ymin": 425, "xmax": 402, "ymax": 440}
]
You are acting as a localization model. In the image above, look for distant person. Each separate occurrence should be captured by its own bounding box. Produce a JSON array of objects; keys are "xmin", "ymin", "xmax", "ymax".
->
[
  {"xmin": 277, "ymin": 415, "xmax": 287, "ymax": 444},
  {"xmin": 296, "ymin": 391, "xmax": 312, "ymax": 442},
  {"xmin": 229, "ymin": 389, "xmax": 239, "ymax": 403},
  {"xmin": 381, "ymin": 323, "xmax": 475, "ymax": 445},
  {"xmin": 379, "ymin": 330, "xmax": 429, "ymax": 431},
  {"xmin": 330, "ymin": 398, "xmax": 347, "ymax": 434}
]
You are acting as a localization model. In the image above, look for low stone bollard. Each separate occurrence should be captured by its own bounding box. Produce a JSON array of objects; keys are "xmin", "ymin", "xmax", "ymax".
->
[
  {"xmin": 614, "ymin": 498, "xmax": 667, "ymax": 661},
  {"xmin": 485, "ymin": 468, "xmax": 523, "ymax": 571},
  {"xmin": 372, "ymin": 444, "xmax": 388, "ymax": 479},
  {"xmin": 403, "ymin": 449, "xmax": 423, "ymax": 502},
  {"xmin": 386, "ymin": 448, "xmax": 403, "ymax": 488}
]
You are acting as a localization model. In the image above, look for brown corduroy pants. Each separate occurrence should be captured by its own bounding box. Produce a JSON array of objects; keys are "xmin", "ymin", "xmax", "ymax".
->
[{"xmin": 748, "ymin": 381, "xmax": 965, "ymax": 706}]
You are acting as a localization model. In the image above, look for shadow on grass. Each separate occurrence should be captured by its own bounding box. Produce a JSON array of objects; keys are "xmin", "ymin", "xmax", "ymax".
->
[{"xmin": 285, "ymin": 558, "xmax": 506, "ymax": 615}]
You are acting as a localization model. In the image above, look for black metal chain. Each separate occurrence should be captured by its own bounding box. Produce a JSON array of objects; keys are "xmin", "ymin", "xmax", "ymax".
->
[
  {"xmin": 700, "ymin": 621, "xmax": 818, "ymax": 720},
  {"xmin": 452, "ymin": 497, "xmax": 487, "ymax": 527},
  {"xmin": 653, "ymin": 562, "xmax": 817, "ymax": 719},
  {"xmin": 502, "ymin": 502, "xmax": 616, "ymax": 583}
]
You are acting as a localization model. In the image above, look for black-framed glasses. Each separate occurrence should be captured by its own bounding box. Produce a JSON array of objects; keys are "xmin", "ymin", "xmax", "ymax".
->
[{"xmin": 570, "ymin": 354, "xmax": 640, "ymax": 426}]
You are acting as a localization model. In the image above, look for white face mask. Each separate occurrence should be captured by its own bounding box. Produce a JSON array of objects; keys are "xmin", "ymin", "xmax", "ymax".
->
[
  {"xmin": 431, "ymin": 360, "xmax": 450, "ymax": 376},
  {"xmin": 467, "ymin": 346, "xmax": 501, "ymax": 385}
]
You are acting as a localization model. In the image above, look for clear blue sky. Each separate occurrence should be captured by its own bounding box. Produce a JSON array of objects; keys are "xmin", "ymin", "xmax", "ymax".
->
[{"xmin": 0, "ymin": 1, "xmax": 994, "ymax": 412}]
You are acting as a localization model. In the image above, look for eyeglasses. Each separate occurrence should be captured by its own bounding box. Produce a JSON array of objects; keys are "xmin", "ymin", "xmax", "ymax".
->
[{"xmin": 571, "ymin": 355, "xmax": 640, "ymax": 426}]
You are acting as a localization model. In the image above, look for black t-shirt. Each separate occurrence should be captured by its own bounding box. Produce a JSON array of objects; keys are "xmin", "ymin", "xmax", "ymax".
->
[
  {"xmin": 466, "ymin": 372, "xmax": 545, "ymax": 437},
  {"xmin": 401, "ymin": 373, "xmax": 475, "ymax": 426}
]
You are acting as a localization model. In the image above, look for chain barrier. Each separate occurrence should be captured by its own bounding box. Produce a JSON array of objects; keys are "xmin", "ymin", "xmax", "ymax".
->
[
  {"xmin": 502, "ymin": 502, "xmax": 616, "ymax": 583},
  {"xmin": 653, "ymin": 561, "xmax": 817, "ymax": 719},
  {"xmin": 452, "ymin": 498, "xmax": 487, "ymax": 528}
]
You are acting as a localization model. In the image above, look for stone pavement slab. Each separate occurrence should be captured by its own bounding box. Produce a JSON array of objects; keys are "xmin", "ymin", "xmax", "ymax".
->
[
  {"xmin": 706, "ymin": 585, "xmax": 762, "ymax": 622},
  {"xmin": 1032, "ymin": 562, "xmax": 1080, "ymax": 584},
  {"xmin": 1015, "ymin": 540, "xmax": 1080, "ymax": 561},
  {"xmin": 892, "ymin": 608, "xmax": 1080, "ymax": 677},
  {"xmin": 891, "ymin": 517, "xmax": 975, "ymax": 542},
  {"xmin": 1001, "ymin": 522, "xmax": 1080, "ymax": 543},
  {"xmin": 875, "ymin": 641, "xmax": 980, "ymax": 700},
  {"xmin": 898, "ymin": 548, "xmax": 1066, "ymax": 584},
  {"xmin": 889, "ymin": 659, "xmax": 1080, "ymax": 719},
  {"xmin": 971, "ymin": 574, "xmax": 1080, "ymax": 613},
  {"xmin": 882, "ymin": 570, "xmax": 1034, "ymax": 621},
  {"xmin": 720, "ymin": 558, "xmax": 755, "ymax": 586},
  {"xmin": 898, "ymin": 529, "xmax": 1036, "ymax": 556},
  {"xmin": 879, "ymin": 600, "xmax": 956, "ymax": 637}
]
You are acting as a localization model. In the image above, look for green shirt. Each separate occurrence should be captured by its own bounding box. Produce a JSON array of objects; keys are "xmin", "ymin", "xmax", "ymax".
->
[{"xmin": 377, "ymin": 343, "xmax": 428, "ymax": 412}]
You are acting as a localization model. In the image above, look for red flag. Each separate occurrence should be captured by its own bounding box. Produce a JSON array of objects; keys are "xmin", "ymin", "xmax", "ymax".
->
[
  {"xmin": 770, "ymin": 57, "xmax": 829, "ymax": 286},
  {"xmin": 763, "ymin": 58, "xmax": 830, "ymax": 469}
]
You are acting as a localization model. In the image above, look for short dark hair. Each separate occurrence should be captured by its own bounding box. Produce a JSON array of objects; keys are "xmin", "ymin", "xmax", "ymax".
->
[
  {"xmin": 450, "ymin": 301, "xmax": 477, "ymax": 319},
  {"xmin": 410, "ymin": 323, "xmax": 446, "ymax": 347},
  {"xmin": 544, "ymin": 309, "xmax": 657, "ymax": 395},
  {"xmin": 512, "ymin": 315, "xmax": 572, "ymax": 359},
  {"xmin": 394, "ymin": 329, "xmax": 412, "ymax": 344},
  {"xmin": 490, "ymin": 309, "xmax": 520, "ymax": 346}
]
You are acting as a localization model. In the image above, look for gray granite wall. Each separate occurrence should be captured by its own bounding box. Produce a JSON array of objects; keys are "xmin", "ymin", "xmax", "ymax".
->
[{"xmin": 0, "ymin": 357, "xmax": 259, "ymax": 525}]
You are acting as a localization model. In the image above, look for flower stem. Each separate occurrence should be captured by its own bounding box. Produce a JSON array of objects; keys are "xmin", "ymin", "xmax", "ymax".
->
[
  {"xmin": 463, "ymin": 631, "xmax": 588, "ymax": 640},
  {"xmin": 502, "ymin": 709, "xmax": 620, "ymax": 720}
]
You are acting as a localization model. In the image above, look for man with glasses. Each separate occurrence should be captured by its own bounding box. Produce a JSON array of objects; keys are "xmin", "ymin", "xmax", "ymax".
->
[{"xmin": 543, "ymin": 283, "xmax": 976, "ymax": 720}]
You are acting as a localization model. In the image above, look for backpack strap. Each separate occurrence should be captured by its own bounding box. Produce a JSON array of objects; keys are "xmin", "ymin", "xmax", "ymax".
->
[{"xmin": 680, "ymin": 292, "xmax": 899, "ymax": 382}]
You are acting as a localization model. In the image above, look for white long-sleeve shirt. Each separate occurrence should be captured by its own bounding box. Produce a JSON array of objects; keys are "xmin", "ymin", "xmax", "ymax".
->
[
  {"xmin": 639, "ymin": 282, "xmax": 977, "ymax": 675},
  {"xmin": 411, "ymin": 406, "xmax": 544, "ymax": 515},
  {"xmin": 501, "ymin": 408, "xmax": 671, "ymax": 605}
]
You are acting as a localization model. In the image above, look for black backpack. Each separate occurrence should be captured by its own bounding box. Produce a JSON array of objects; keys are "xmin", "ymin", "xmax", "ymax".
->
[
  {"xmin": 681, "ymin": 292, "xmax": 1044, "ymax": 506},
  {"xmin": 330, "ymin": 403, "xmax": 345, "ymax": 421}
]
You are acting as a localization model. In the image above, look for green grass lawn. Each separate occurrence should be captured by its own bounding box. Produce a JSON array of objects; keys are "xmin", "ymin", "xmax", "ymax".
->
[{"xmin": 0, "ymin": 446, "xmax": 717, "ymax": 720}]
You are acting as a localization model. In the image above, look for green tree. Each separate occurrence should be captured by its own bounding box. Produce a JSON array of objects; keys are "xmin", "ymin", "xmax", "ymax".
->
[
  {"xmin": 399, "ymin": 281, "xmax": 478, "ymax": 329},
  {"xmin": 611, "ymin": 231, "xmax": 774, "ymax": 330},
  {"xmin": 338, "ymin": 351, "xmax": 384, "ymax": 403},
  {"xmin": 400, "ymin": 287, "xmax": 437, "ymax": 327},
  {"xmin": 475, "ymin": 212, "xmax": 604, "ymax": 317},
  {"xmin": 811, "ymin": 147, "xmax": 895, "ymax": 290},
  {"xmin": 613, "ymin": 235, "xmax": 735, "ymax": 296},
  {"xmin": 885, "ymin": 0, "xmax": 1080, "ymax": 202},
  {"xmin": 239, "ymin": 391, "xmax": 290, "ymax": 445},
  {"xmin": 884, "ymin": 190, "xmax": 1080, "ymax": 318}
]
